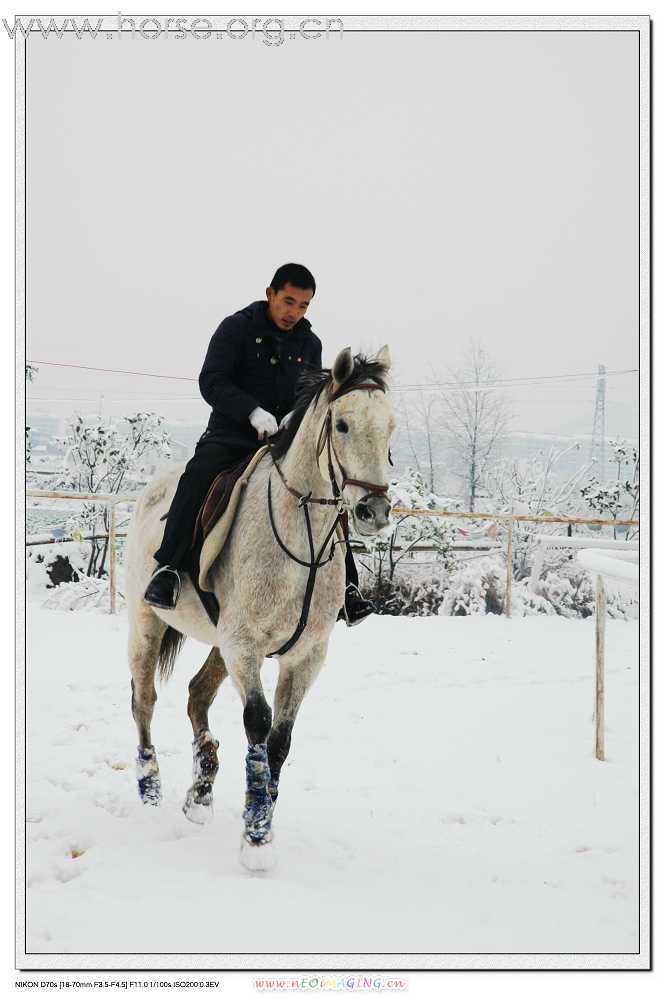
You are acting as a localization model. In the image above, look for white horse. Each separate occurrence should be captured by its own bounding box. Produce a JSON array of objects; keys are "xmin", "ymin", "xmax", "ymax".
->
[{"xmin": 124, "ymin": 345, "xmax": 395, "ymax": 869}]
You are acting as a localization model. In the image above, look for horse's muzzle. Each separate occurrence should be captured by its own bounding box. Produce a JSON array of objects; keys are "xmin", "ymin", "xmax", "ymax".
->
[{"xmin": 353, "ymin": 495, "xmax": 392, "ymax": 533}]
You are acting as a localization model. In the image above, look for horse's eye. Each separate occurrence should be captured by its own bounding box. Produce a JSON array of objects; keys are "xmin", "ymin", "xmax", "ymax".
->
[{"xmin": 335, "ymin": 419, "xmax": 349, "ymax": 434}]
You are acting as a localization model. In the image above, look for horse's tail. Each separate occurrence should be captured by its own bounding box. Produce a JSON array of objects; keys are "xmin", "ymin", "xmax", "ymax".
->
[{"xmin": 157, "ymin": 626, "xmax": 187, "ymax": 683}]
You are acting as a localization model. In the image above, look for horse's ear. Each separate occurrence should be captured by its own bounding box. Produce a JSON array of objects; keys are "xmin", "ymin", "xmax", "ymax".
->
[
  {"xmin": 332, "ymin": 347, "xmax": 355, "ymax": 389},
  {"xmin": 375, "ymin": 344, "xmax": 392, "ymax": 370}
]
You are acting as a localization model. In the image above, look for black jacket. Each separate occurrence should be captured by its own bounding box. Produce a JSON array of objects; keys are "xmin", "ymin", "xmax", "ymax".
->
[{"xmin": 199, "ymin": 300, "xmax": 322, "ymax": 448}]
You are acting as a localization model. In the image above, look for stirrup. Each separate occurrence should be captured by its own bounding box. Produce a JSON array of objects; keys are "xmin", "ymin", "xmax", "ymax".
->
[
  {"xmin": 338, "ymin": 584, "xmax": 375, "ymax": 627},
  {"xmin": 143, "ymin": 565, "xmax": 182, "ymax": 609}
]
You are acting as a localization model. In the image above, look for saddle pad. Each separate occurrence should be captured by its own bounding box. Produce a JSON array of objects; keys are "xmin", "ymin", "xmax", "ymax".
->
[
  {"xmin": 195, "ymin": 450, "xmax": 258, "ymax": 543},
  {"xmin": 198, "ymin": 445, "xmax": 270, "ymax": 592}
]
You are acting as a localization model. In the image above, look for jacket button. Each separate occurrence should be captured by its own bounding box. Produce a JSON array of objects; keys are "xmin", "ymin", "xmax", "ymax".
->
[
  {"xmin": 270, "ymin": 356, "xmax": 278, "ymax": 365},
  {"xmin": 256, "ymin": 337, "xmax": 263, "ymax": 343}
]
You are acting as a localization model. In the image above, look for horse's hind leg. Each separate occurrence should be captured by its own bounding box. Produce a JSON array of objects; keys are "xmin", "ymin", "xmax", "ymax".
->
[
  {"xmin": 129, "ymin": 608, "xmax": 168, "ymax": 805},
  {"xmin": 183, "ymin": 647, "xmax": 228, "ymax": 824}
]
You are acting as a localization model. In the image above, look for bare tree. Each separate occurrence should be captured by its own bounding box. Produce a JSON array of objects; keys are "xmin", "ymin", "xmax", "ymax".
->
[
  {"xmin": 437, "ymin": 343, "xmax": 511, "ymax": 511},
  {"xmin": 396, "ymin": 389, "xmax": 443, "ymax": 492}
]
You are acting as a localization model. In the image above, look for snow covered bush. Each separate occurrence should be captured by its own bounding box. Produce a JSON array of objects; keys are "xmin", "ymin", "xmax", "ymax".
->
[
  {"xmin": 436, "ymin": 552, "xmax": 633, "ymax": 620},
  {"xmin": 580, "ymin": 438, "xmax": 639, "ymax": 540},
  {"xmin": 26, "ymin": 542, "xmax": 90, "ymax": 601},
  {"xmin": 354, "ymin": 468, "xmax": 458, "ymax": 614},
  {"xmin": 55, "ymin": 412, "xmax": 170, "ymax": 579},
  {"xmin": 528, "ymin": 563, "xmax": 595, "ymax": 618},
  {"xmin": 439, "ymin": 558, "xmax": 504, "ymax": 617},
  {"xmin": 484, "ymin": 443, "xmax": 591, "ymax": 580},
  {"xmin": 366, "ymin": 574, "xmax": 450, "ymax": 617}
]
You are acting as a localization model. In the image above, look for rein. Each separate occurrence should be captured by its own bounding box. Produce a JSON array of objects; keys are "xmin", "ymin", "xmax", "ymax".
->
[{"xmin": 266, "ymin": 379, "xmax": 389, "ymax": 658}]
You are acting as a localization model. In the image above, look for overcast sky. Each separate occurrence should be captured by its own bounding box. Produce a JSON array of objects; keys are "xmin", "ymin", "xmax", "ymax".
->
[{"xmin": 25, "ymin": 27, "xmax": 638, "ymax": 437}]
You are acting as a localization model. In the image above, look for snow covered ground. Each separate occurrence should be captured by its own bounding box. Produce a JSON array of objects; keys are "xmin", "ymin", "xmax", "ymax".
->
[{"xmin": 24, "ymin": 605, "xmax": 639, "ymax": 960}]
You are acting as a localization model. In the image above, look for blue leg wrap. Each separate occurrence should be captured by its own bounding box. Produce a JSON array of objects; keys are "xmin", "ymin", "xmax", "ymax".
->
[
  {"xmin": 242, "ymin": 742, "xmax": 274, "ymax": 844},
  {"xmin": 136, "ymin": 745, "xmax": 161, "ymax": 805}
]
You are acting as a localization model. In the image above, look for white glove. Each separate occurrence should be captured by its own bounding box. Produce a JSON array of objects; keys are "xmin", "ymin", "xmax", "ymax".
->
[
  {"xmin": 278, "ymin": 410, "xmax": 295, "ymax": 431},
  {"xmin": 249, "ymin": 406, "xmax": 278, "ymax": 439}
]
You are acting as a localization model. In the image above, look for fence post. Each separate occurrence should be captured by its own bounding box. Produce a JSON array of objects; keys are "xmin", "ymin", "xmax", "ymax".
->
[
  {"xmin": 595, "ymin": 574, "xmax": 606, "ymax": 761},
  {"xmin": 109, "ymin": 502, "xmax": 116, "ymax": 615},
  {"xmin": 505, "ymin": 519, "xmax": 513, "ymax": 617}
]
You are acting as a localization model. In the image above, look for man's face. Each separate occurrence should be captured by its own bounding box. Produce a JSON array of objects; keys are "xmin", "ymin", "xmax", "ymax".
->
[{"xmin": 266, "ymin": 283, "xmax": 314, "ymax": 332}]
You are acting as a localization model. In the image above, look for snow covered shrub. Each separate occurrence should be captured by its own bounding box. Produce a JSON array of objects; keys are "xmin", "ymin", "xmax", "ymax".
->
[
  {"xmin": 355, "ymin": 469, "xmax": 458, "ymax": 615},
  {"xmin": 530, "ymin": 563, "xmax": 595, "ymax": 619},
  {"xmin": 439, "ymin": 559, "xmax": 505, "ymax": 617},
  {"xmin": 55, "ymin": 412, "xmax": 171, "ymax": 579},
  {"xmin": 580, "ymin": 438, "xmax": 639, "ymax": 540},
  {"xmin": 484, "ymin": 444, "xmax": 592, "ymax": 580},
  {"xmin": 45, "ymin": 553, "xmax": 79, "ymax": 587},
  {"xmin": 369, "ymin": 574, "xmax": 449, "ymax": 617},
  {"xmin": 26, "ymin": 541, "xmax": 90, "ymax": 599},
  {"xmin": 517, "ymin": 564, "xmax": 633, "ymax": 620},
  {"xmin": 603, "ymin": 581, "xmax": 638, "ymax": 621}
]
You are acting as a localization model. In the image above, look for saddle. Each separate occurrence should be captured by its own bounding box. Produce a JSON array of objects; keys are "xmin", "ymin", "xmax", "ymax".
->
[
  {"xmin": 195, "ymin": 445, "xmax": 270, "ymax": 592},
  {"xmin": 190, "ymin": 444, "xmax": 348, "ymax": 632}
]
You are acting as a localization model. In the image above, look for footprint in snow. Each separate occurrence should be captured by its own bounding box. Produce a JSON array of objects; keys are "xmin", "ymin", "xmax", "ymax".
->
[{"xmin": 439, "ymin": 812, "xmax": 515, "ymax": 827}]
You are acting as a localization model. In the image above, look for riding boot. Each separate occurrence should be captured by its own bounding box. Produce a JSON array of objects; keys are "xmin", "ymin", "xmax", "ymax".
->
[{"xmin": 335, "ymin": 535, "xmax": 375, "ymax": 626}]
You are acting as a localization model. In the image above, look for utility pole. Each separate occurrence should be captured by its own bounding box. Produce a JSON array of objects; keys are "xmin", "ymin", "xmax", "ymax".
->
[{"xmin": 590, "ymin": 364, "xmax": 607, "ymax": 481}]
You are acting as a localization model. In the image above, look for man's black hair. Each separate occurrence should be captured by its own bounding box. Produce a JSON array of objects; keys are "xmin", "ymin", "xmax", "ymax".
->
[{"xmin": 269, "ymin": 263, "xmax": 316, "ymax": 295}]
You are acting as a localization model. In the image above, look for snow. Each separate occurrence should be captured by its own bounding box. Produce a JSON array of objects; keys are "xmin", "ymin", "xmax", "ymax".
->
[
  {"xmin": 577, "ymin": 550, "xmax": 639, "ymax": 586},
  {"xmin": 24, "ymin": 604, "xmax": 638, "ymax": 958}
]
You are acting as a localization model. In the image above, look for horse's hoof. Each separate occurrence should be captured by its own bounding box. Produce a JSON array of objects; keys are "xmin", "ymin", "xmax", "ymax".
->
[
  {"xmin": 240, "ymin": 833, "xmax": 275, "ymax": 872},
  {"xmin": 138, "ymin": 775, "xmax": 162, "ymax": 806},
  {"xmin": 182, "ymin": 788, "xmax": 214, "ymax": 825}
]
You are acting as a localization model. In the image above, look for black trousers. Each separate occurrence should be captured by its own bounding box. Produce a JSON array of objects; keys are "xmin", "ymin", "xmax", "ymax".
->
[{"xmin": 153, "ymin": 430, "xmax": 359, "ymax": 588}]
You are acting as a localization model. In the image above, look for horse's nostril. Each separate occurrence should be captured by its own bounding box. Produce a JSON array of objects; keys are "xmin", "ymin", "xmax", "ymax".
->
[{"xmin": 356, "ymin": 503, "xmax": 374, "ymax": 522}]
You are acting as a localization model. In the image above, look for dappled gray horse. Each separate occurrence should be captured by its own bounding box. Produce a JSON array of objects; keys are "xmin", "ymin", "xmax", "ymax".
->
[{"xmin": 124, "ymin": 346, "xmax": 395, "ymax": 869}]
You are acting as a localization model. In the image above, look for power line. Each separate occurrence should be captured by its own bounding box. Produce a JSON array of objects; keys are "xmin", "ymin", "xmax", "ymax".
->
[
  {"xmin": 27, "ymin": 360, "xmax": 194, "ymax": 381},
  {"xmin": 395, "ymin": 369, "xmax": 638, "ymax": 392},
  {"xmin": 26, "ymin": 359, "xmax": 638, "ymax": 393}
]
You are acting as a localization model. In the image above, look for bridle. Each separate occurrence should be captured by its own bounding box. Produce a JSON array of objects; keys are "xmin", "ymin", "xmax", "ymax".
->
[
  {"xmin": 265, "ymin": 379, "xmax": 391, "ymax": 658},
  {"xmin": 269, "ymin": 380, "xmax": 391, "ymax": 511}
]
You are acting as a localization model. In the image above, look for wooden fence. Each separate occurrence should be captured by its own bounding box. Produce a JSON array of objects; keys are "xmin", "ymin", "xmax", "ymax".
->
[{"xmin": 27, "ymin": 489, "xmax": 639, "ymax": 618}]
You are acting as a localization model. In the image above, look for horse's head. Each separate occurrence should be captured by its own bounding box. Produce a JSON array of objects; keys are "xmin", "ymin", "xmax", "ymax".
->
[{"xmin": 316, "ymin": 345, "xmax": 395, "ymax": 536}]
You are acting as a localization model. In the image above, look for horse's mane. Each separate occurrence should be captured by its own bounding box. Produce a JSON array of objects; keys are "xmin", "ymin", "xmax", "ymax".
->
[{"xmin": 270, "ymin": 353, "xmax": 390, "ymax": 461}]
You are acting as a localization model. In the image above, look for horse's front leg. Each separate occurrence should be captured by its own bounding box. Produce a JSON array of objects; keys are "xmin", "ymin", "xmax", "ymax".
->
[
  {"xmin": 267, "ymin": 639, "xmax": 328, "ymax": 805},
  {"xmin": 222, "ymin": 634, "xmax": 276, "ymax": 869}
]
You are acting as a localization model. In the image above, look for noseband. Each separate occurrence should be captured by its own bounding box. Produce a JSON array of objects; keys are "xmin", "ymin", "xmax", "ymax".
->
[{"xmin": 265, "ymin": 379, "xmax": 391, "ymax": 658}]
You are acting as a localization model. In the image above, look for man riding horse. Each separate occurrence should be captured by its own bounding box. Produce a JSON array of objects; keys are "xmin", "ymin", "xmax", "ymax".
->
[{"xmin": 143, "ymin": 262, "xmax": 374, "ymax": 626}]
